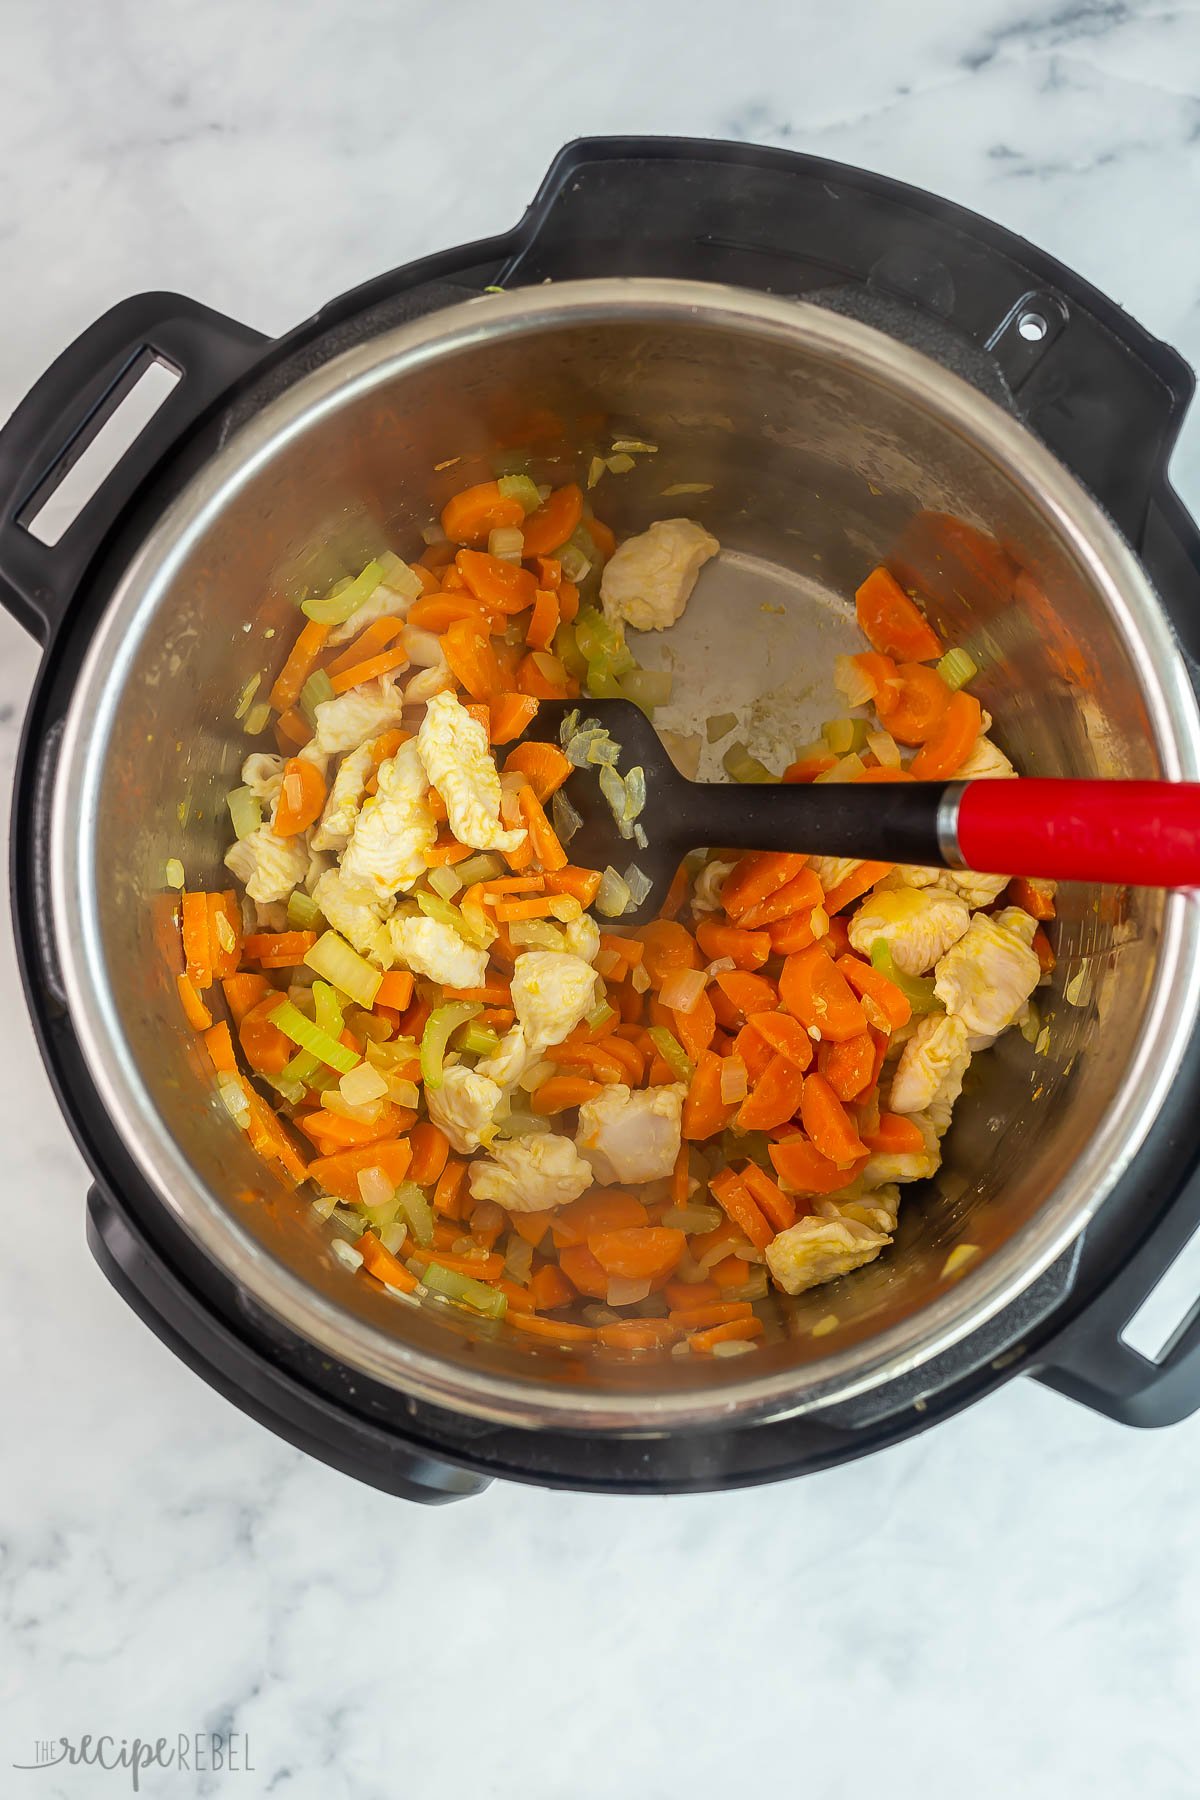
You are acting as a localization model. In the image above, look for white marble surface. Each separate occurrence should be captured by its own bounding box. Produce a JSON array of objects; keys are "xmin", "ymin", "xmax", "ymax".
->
[{"xmin": 3, "ymin": 2, "xmax": 1200, "ymax": 1795}]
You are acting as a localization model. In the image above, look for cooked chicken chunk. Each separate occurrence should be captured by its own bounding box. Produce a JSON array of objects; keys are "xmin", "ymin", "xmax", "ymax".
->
[
  {"xmin": 848, "ymin": 887, "xmax": 970, "ymax": 975},
  {"xmin": 576, "ymin": 1083, "xmax": 687, "ymax": 1186},
  {"xmin": 426, "ymin": 1064, "xmax": 503, "ymax": 1154},
  {"xmin": 766, "ymin": 1216, "xmax": 891, "ymax": 1295},
  {"xmin": 600, "ymin": 518, "xmax": 719, "ymax": 633},
  {"xmin": 223, "ymin": 825, "xmax": 308, "ymax": 907},
  {"xmin": 861, "ymin": 1109, "xmax": 941, "ymax": 1189},
  {"xmin": 388, "ymin": 915, "xmax": 488, "ymax": 989},
  {"xmin": 310, "ymin": 741, "xmax": 374, "ymax": 854},
  {"xmin": 956, "ymin": 734, "xmax": 1017, "ymax": 780},
  {"xmin": 312, "ymin": 675, "xmax": 406, "ymax": 755},
  {"xmin": 889, "ymin": 1014, "xmax": 971, "ymax": 1115},
  {"xmin": 469, "ymin": 1132, "xmax": 594, "ymax": 1212},
  {"xmin": 934, "ymin": 907, "xmax": 1041, "ymax": 1044},
  {"xmin": 311, "ymin": 869, "xmax": 388, "ymax": 962},
  {"xmin": 339, "ymin": 740, "xmax": 435, "ymax": 901},
  {"xmin": 417, "ymin": 690, "xmax": 526, "ymax": 854}
]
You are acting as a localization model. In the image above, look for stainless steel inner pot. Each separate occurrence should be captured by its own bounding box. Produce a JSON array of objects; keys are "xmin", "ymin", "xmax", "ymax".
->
[{"xmin": 50, "ymin": 280, "xmax": 1200, "ymax": 1431}]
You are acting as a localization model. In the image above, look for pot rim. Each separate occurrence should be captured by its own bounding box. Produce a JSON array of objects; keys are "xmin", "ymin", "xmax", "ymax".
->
[{"xmin": 49, "ymin": 278, "xmax": 1200, "ymax": 1430}]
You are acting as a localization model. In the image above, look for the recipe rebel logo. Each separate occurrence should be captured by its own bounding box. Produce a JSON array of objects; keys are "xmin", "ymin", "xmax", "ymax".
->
[{"xmin": 12, "ymin": 1733, "xmax": 254, "ymax": 1790}]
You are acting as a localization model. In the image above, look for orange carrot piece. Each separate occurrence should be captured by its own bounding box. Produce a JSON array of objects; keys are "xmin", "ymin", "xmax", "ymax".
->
[
  {"xmin": 489, "ymin": 693, "xmax": 539, "ymax": 746},
  {"xmin": 373, "ymin": 971, "xmax": 414, "ymax": 1011},
  {"xmin": 721, "ymin": 851, "xmax": 810, "ymax": 921},
  {"xmin": 688, "ymin": 1316, "xmax": 764, "ymax": 1354},
  {"xmin": 242, "ymin": 1086, "xmax": 308, "ymax": 1184},
  {"xmin": 433, "ymin": 1156, "xmax": 468, "ymax": 1219},
  {"xmin": 740, "ymin": 1162, "xmax": 797, "ymax": 1232},
  {"xmin": 665, "ymin": 1277, "xmax": 720, "ymax": 1309},
  {"xmin": 306, "ymin": 1139, "xmax": 413, "ymax": 1205},
  {"xmin": 708, "ymin": 1167, "xmax": 774, "ymax": 1250},
  {"xmin": 206, "ymin": 891, "xmax": 242, "ymax": 981},
  {"xmin": 670, "ymin": 1144, "xmax": 691, "ymax": 1208},
  {"xmin": 779, "ymin": 945, "xmax": 869, "ymax": 1042},
  {"xmin": 516, "ymin": 649, "xmax": 572, "ymax": 699},
  {"xmin": 534, "ymin": 555, "xmax": 561, "ymax": 589},
  {"xmin": 407, "ymin": 1121, "xmax": 450, "ymax": 1188},
  {"xmin": 238, "ymin": 995, "xmax": 295, "ymax": 1076},
  {"xmin": 181, "ymin": 892, "xmax": 213, "ymax": 990},
  {"xmin": 442, "ymin": 616, "xmax": 503, "ymax": 700},
  {"xmin": 441, "ymin": 481, "xmax": 525, "ymax": 545},
  {"xmin": 456, "ymin": 548, "xmax": 537, "ymax": 613},
  {"xmin": 506, "ymin": 1311, "xmax": 597, "ymax": 1342},
  {"xmin": 520, "ymin": 483, "xmax": 584, "ymax": 557},
  {"xmin": 855, "ymin": 565, "xmax": 943, "ymax": 662},
  {"xmin": 910, "ymin": 690, "xmax": 983, "ymax": 779},
  {"xmin": 667, "ymin": 1300, "xmax": 756, "ymax": 1329},
  {"xmin": 734, "ymin": 1020, "xmax": 775, "ymax": 1084},
  {"xmin": 863, "ymin": 1112, "xmax": 927, "ymax": 1155},
  {"xmin": 769, "ymin": 1134, "xmax": 862, "ymax": 1195},
  {"xmin": 517, "ymin": 784, "xmax": 568, "ymax": 871},
  {"xmin": 874, "ymin": 660, "xmax": 952, "ymax": 744},
  {"xmin": 276, "ymin": 706, "xmax": 314, "ymax": 750},
  {"xmin": 355, "ymin": 1230, "xmax": 420, "ymax": 1293},
  {"xmin": 714, "ymin": 969, "xmax": 779, "ymax": 1020},
  {"xmin": 695, "ymin": 918, "xmax": 772, "ymax": 970},
  {"xmin": 746, "ymin": 1010, "xmax": 814, "ymax": 1071},
  {"xmin": 502, "ymin": 740, "xmax": 572, "ymax": 802},
  {"xmin": 177, "ymin": 971, "xmax": 213, "ymax": 1031},
  {"xmin": 329, "ymin": 645, "xmax": 410, "ymax": 695},
  {"xmin": 526, "ymin": 587, "xmax": 560, "ymax": 652},
  {"xmin": 269, "ymin": 618, "xmax": 331, "ymax": 713},
  {"xmin": 767, "ymin": 910, "xmax": 822, "ymax": 955},
  {"xmin": 408, "ymin": 593, "xmax": 494, "ymax": 633},
  {"xmin": 736, "ymin": 866, "xmax": 824, "ymax": 928},
  {"xmin": 834, "ymin": 953, "xmax": 912, "ymax": 1030},
  {"xmin": 783, "ymin": 752, "xmax": 838, "ymax": 783},
  {"xmin": 586, "ymin": 515, "xmax": 617, "ymax": 560},
  {"xmin": 673, "ymin": 987, "xmax": 716, "ymax": 1064},
  {"xmin": 222, "ymin": 971, "xmax": 272, "ymax": 1027},
  {"xmin": 242, "ymin": 930, "xmax": 319, "ymax": 968},
  {"xmin": 557, "ymin": 1243, "xmax": 610, "ymax": 1298},
  {"xmin": 820, "ymin": 860, "xmax": 892, "ymax": 916},
  {"xmin": 325, "ymin": 617, "xmax": 404, "ymax": 680},
  {"xmin": 801, "ymin": 1073, "xmax": 867, "ymax": 1166},
  {"xmin": 595, "ymin": 1318, "xmax": 680, "ymax": 1350},
  {"xmin": 587, "ymin": 1227, "xmax": 687, "ymax": 1282},
  {"xmin": 638, "ymin": 919, "xmax": 701, "ymax": 986},
  {"xmin": 274, "ymin": 759, "xmax": 327, "ymax": 837},
  {"xmin": 1033, "ymin": 926, "xmax": 1056, "ymax": 975},
  {"xmin": 532, "ymin": 1074, "xmax": 605, "ymax": 1115},
  {"xmin": 551, "ymin": 1189, "xmax": 650, "ymax": 1246},
  {"xmin": 296, "ymin": 1107, "xmax": 403, "ymax": 1154},
  {"xmin": 736, "ymin": 1053, "xmax": 807, "ymax": 1131},
  {"xmin": 682, "ymin": 1049, "xmax": 736, "ymax": 1141},
  {"xmin": 543, "ymin": 865, "xmax": 603, "ymax": 907},
  {"xmin": 1010, "ymin": 876, "xmax": 1057, "ymax": 920},
  {"xmin": 528, "ymin": 1264, "xmax": 575, "ymax": 1310},
  {"xmin": 818, "ymin": 1030, "xmax": 876, "ymax": 1102},
  {"xmin": 203, "ymin": 1020, "xmax": 237, "ymax": 1074}
]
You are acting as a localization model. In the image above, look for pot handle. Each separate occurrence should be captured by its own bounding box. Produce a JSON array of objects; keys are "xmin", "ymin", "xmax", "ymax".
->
[{"xmin": 0, "ymin": 293, "xmax": 267, "ymax": 643}]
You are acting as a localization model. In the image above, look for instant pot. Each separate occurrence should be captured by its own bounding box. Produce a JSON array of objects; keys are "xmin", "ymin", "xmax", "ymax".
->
[{"xmin": 7, "ymin": 137, "xmax": 1200, "ymax": 1503}]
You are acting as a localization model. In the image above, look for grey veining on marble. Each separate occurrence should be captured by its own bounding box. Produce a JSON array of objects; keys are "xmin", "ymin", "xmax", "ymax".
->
[{"xmin": 2, "ymin": 2, "xmax": 1200, "ymax": 1796}]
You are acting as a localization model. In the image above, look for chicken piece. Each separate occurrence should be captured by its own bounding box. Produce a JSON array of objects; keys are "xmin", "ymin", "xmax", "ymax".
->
[
  {"xmin": 766, "ymin": 1215, "xmax": 891, "ymax": 1295},
  {"xmin": 926, "ymin": 1048, "xmax": 970, "ymax": 1137},
  {"xmin": 862, "ymin": 1110, "xmax": 941, "ymax": 1189},
  {"xmin": 510, "ymin": 952, "xmax": 599, "ymax": 1050},
  {"xmin": 809, "ymin": 855, "xmax": 862, "ymax": 895},
  {"xmin": 326, "ymin": 555, "xmax": 420, "ymax": 643},
  {"xmin": 388, "ymin": 915, "xmax": 488, "ymax": 989},
  {"xmin": 848, "ymin": 887, "xmax": 970, "ymax": 976},
  {"xmin": 561, "ymin": 914, "xmax": 601, "ymax": 963},
  {"xmin": 313, "ymin": 676, "xmax": 406, "ymax": 755},
  {"xmin": 880, "ymin": 864, "xmax": 1011, "ymax": 911},
  {"xmin": 416, "ymin": 690, "xmax": 526, "ymax": 854},
  {"xmin": 404, "ymin": 663, "xmax": 456, "ymax": 706},
  {"xmin": 691, "ymin": 857, "xmax": 737, "ymax": 916},
  {"xmin": 817, "ymin": 1183, "xmax": 901, "ymax": 1237},
  {"xmin": 956, "ymin": 734, "xmax": 1017, "ymax": 781},
  {"xmin": 311, "ymin": 869, "xmax": 388, "ymax": 962},
  {"xmin": 426, "ymin": 1065, "xmax": 503, "ymax": 1154},
  {"xmin": 339, "ymin": 740, "xmax": 436, "ymax": 902},
  {"xmin": 304, "ymin": 845, "xmax": 333, "ymax": 895},
  {"xmin": 311, "ymin": 741, "xmax": 374, "ymax": 854},
  {"xmin": 576, "ymin": 1083, "xmax": 687, "ymax": 1186},
  {"xmin": 600, "ymin": 518, "xmax": 719, "ymax": 633},
  {"xmin": 474, "ymin": 1025, "xmax": 536, "ymax": 1090},
  {"xmin": 224, "ymin": 825, "xmax": 308, "ymax": 907},
  {"xmin": 253, "ymin": 900, "xmax": 290, "ymax": 933},
  {"xmin": 240, "ymin": 752, "xmax": 285, "ymax": 804},
  {"xmin": 468, "ymin": 1131, "xmax": 594, "ymax": 1213},
  {"xmin": 402, "ymin": 624, "xmax": 444, "ymax": 667},
  {"xmin": 889, "ymin": 1014, "xmax": 971, "ymax": 1115},
  {"xmin": 934, "ymin": 908, "xmax": 1041, "ymax": 1045}
]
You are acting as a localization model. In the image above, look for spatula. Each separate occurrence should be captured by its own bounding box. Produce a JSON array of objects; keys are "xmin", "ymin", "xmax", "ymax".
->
[{"xmin": 518, "ymin": 699, "xmax": 1200, "ymax": 924}]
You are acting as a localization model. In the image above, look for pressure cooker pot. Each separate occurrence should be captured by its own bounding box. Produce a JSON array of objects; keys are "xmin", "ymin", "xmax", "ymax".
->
[{"xmin": 8, "ymin": 139, "xmax": 1200, "ymax": 1500}]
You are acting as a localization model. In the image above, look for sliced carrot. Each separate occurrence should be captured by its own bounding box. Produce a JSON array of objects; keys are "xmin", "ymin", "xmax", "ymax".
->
[
  {"xmin": 548, "ymin": 1041, "xmax": 626, "ymax": 1083},
  {"xmin": 528, "ymin": 1263, "xmax": 575, "ymax": 1310},
  {"xmin": 1033, "ymin": 926, "xmax": 1056, "ymax": 975},
  {"xmin": 177, "ymin": 971, "xmax": 213, "ymax": 1031},
  {"xmin": 746, "ymin": 1010, "xmax": 814, "ymax": 1071},
  {"xmin": 779, "ymin": 945, "xmax": 868, "ymax": 1042},
  {"xmin": 306, "ymin": 1139, "xmax": 413, "ymax": 1205},
  {"xmin": 275, "ymin": 706, "xmax": 314, "ymax": 750},
  {"xmin": 329, "ymin": 645, "xmax": 410, "ymax": 694},
  {"xmin": 325, "ymin": 617, "xmax": 404, "ymax": 680},
  {"xmin": 203, "ymin": 1019, "xmax": 237, "ymax": 1074},
  {"xmin": 853, "ymin": 766, "xmax": 917, "ymax": 783},
  {"xmin": 1011, "ymin": 876, "xmax": 1057, "ymax": 921},
  {"xmin": 408, "ymin": 1121, "xmax": 450, "ymax": 1188},
  {"xmin": 596, "ymin": 1033, "xmax": 645, "ymax": 1084},
  {"xmin": 818, "ymin": 1029, "xmax": 876, "ymax": 1102},
  {"xmin": 432, "ymin": 1156, "xmax": 468, "ymax": 1219},
  {"xmin": 355, "ymin": 1230, "xmax": 419, "ymax": 1293},
  {"xmin": 708, "ymin": 1167, "xmax": 774, "ymax": 1250},
  {"xmin": 543, "ymin": 865, "xmax": 603, "ymax": 907},
  {"xmin": 551, "ymin": 1189, "xmax": 650, "ymax": 1246},
  {"xmin": 769, "ymin": 1134, "xmax": 862, "ymax": 1195},
  {"xmin": 910, "ymin": 690, "xmax": 982, "ymax": 779},
  {"xmin": 207, "ymin": 891, "xmax": 242, "ymax": 981},
  {"xmin": 587, "ymin": 1226, "xmax": 686, "ymax": 1282},
  {"xmin": 442, "ymin": 617, "xmax": 503, "ymax": 700},
  {"xmin": 820, "ymin": 860, "xmax": 893, "ymax": 916},
  {"xmin": 558, "ymin": 1243, "xmax": 610, "ymax": 1299},
  {"xmin": 682, "ymin": 1049, "xmax": 737, "ymax": 1141},
  {"xmin": 268, "ymin": 618, "xmax": 332, "ymax": 713},
  {"xmin": 736, "ymin": 866, "xmax": 824, "ymax": 927},
  {"xmin": 534, "ymin": 555, "xmax": 561, "ymax": 590},
  {"xmin": 850, "ymin": 649, "xmax": 901, "ymax": 705},
  {"xmin": 600, "ymin": 933, "xmax": 645, "ymax": 971},
  {"xmin": 518, "ymin": 784, "xmax": 568, "ymax": 871},
  {"xmin": 638, "ymin": 919, "xmax": 701, "ymax": 986},
  {"xmin": 273, "ymin": 759, "xmax": 327, "ymax": 837},
  {"xmin": 181, "ymin": 892, "xmax": 213, "ymax": 991},
  {"xmin": 238, "ymin": 995, "xmax": 295, "ymax": 1076},
  {"xmin": 673, "ymin": 987, "xmax": 716, "ymax": 1063},
  {"xmin": 863, "ymin": 1112, "xmax": 926, "ymax": 1155},
  {"xmin": 713, "ymin": 969, "xmax": 779, "ymax": 1021},
  {"xmin": 721, "ymin": 851, "xmax": 810, "ymax": 921},
  {"xmin": 489, "ymin": 693, "xmax": 540, "ymax": 746},
  {"xmin": 296, "ymin": 1107, "xmax": 402, "ymax": 1154},
  {"xmin": 669, "ymin": 1143, "xmax": 691, "ymax": 1208},
  {"xmin": 503, "ymin": 739, "xmax": 572, "ymax": 802},
  {"xmin": 410, "ymin": 1247, "xmax": 505, "ymax": 1282},
  {"xmin": 834, "ymin": 953, "xmax": 912, "ymax": 1030},
  {"xmin": 691, "ymin": 1221, "xmax": 750, "ymax": 1265},
  {"xmin": 695, "ymin": 918, "xmax": 771, "ymax": 970},
  {"xmin": 242, "ymin": 1084, "xmax": 308, "ymax": 1183},
  {"xmin": 374, "ymin": 971, "xmax": 414, "ymax": 1011},
  {"xmin": 736, "ymin": 1053, "xmax": 807, "ymax": 1132},
  {"xmin": 740, "ymin": 1162, "xmax": 797, "ymax": 1232},
  {"xmin": 520, "ymin": 482, "xmax": 584, "ymax": 557},
  {"xmin": 441, "ymin": 480, "xmax": 525, "ymax": 545},
  {"xmin": 516, "ymin": 649, "xmax": 572, "ymax": 699},
  {"xmin": 506, "ymin": 1312, "xmax": 597, "ymax": 1343},
  {"xmin": 801, "ymin": 1073, "xmax": 867, "ymax": 1166},
  {"xmin": 222, "ymin": 971, "xmax": 273, "ymax": 1027},
  {"xmin": 596, "ymin": 1318, "xmax": 680, "ymax": 1350},
  {"xmin": 688, "ymin": 1316, "xmax": 764, "ymax": 1354},
  {"xmin": 242, "ymin": 930, "xmax": 319, "ymax": 967},
  {"xmin": 532, "ymin": 1075, "xmax": 605, "ymax": 1114},
  {"xmin": 767, "ymin": 910, "xmax": 822, "ymax": 954},
  {"xmin": 557, "ymin": 580, "xmax": 580, "ymax": 624},
  {"xmin": 855, "ymin": 565, "xmax": 943, "ymax": 662},
  {"xmin": 408, "ymin": 593, "xmax": 494, "ymax": 633},
  {"xmin": 667, "ymin": 1300, "xmax": 755, "ymax": 1329},
  {"xmin": 783, "ymin": 752, "xmax": 838, "ymax": 783},
  {"xmin": 733, "ymin": 1021, "xmax": 775, "ymax": 1084},
  {"xmin": 526, "ymin": 587, "xmax": 560, "ymax": 653},
  {"xmin": 479, "ymin": 875, "xmax": 547, "ymax": 899},
  {"xmin": 659, "ymin": 861, "xmax": 690, "ymax": 922},
  {"xmin": 874, "ymin": 661, "xmax": 952, "ymax": 744},
  {"xmin": 456, "ymin": 548, "xmax": 537, "ymax": 613},
  {"xmin": 665, "ymin": 1277, "xmax": 720, "ymax": 1309}
]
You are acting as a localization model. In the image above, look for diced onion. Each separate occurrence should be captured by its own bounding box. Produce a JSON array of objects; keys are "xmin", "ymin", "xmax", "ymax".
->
[
  {"xmin": 216, "ymin": 1072, "xmax": 250, "ymax": 1127},
  {"xmin": 379, "ymin": 1220, "xmax": 408, "ymax": 1256},
  {"xmin": 518, "ymin": 1059, "xmax": 556, "ymax": 1093},
  {"xmin": 304, "ymin": 930, "xmax": 382, "ymax": 1010},
  {"xmin": 722, "ymin": 742, "xmax": 777, "ymax": 783},
  {"xmin": 595, "ymin": 867, "xmax": 632, "ymax": 918},
  {"xmin": 387, "ymin": 1077, "xmax": 420, "ymax": 1108},
  {"xmin": 321, "ymin": 1089, "xmax": 385, "ymax": 1124},
  {"xmin": 660, "ymin": 967, "xmax": 708, "ymax": 1014},
  {"xmin": 551, "ymin": 789, "xmax": 582, "ymax": 846},
  {"xmin": 357, "ymin": 1164, "xmax": 396, "ymax": 1209},
  {"xmin": 234, "ymin": 673, "xmax": 262, "ymax": 720},
  {"xmin": 226, "ymin": 786, "xmax": 263, "ymax": 841},
  {"xmin": 421, "ymin": 522, "xmax": 447, "ymax": 546},
  {"xmin": 660, "ymin": 1204, "xmax": 723, "ymax": 1234},
  {"xmin": 340, "ymin": 1062, "xmax": 389, "ymax": 1107},
  {"xmin": 403, "ymin": 625, "xmax": 444, "ymax": 667},
  {"xmin": 165, "ymin": 858, "xmax": 185, "ymax": 890},
  {"xmin": 937, "ymin": 648, "xmax": 979, "ymax": 692},
  {"xmin": 822, "ymin": 717, "xmax": 869, "ymax": 755},
  {"xmin": 809, "ymin": 905, "xmax": 830, "ymax": 940},
  {"xmin": 548, "ymin": 896, "xmax": 583, "ymax": 922},
  {"xmin": 866, "ymin": 729, "xmax": 902, "ymax": 767},
  {"xmin": 941, "ymin": 1243, "xmax": 980, "ymax": 1279},
  {"xmin": 428, "ymin": 863, "xmax": 463, "ymax": 900},
  {"xmin": 488, "ymin": 526, "xmax": 524, "ymax": 563},
  {"xmin": 834, "ymin": 655, "xmax": 875, "ymax": 707},
  {"xmin": 504, "ymin": 1235, "xmax": 535, "ymax": 1284},
  {"xmin": 711, "ymin": 1339, "xmax": 757, "ymax": 1358},
  {"xmin": 814, "ymin": 752, "xmax": 867, "ymax": 783},
  {"xmin": 705, "ymin": 712, "xmax": 738, "ymax": 743},
  {"xmin": 214, "ymin": 911, "xmax": 237, "ymax": 955},
  {"xmin": 243, "ymin": 702, "xmax": 272, "ymax": 737},
  {"xmin": 559, "ymin": 543, "xmax": 592, "ymax": 584},
  {"xmin": 631, "ymin": 963, "xmax": 651, "ymax": 993},
  {"xmin": 586, "ymin": 455, "xmax": 606, "ymax": 489},
  {"xmin": 720, "ymin": 1057, "xmax": 749, "ymax": 1105},
  {"xmin": 704, "ymin": 957, "xmax": 736, "ymax": 980},
  {"xmin": 622, "ymin": 864, "xmax": 653, "ymax": 908},
  {"xmin": 662, "ymin": 482, "xmax": 713, "ymax": 496},
  {"xmin": 811, "ymin": 1313, "xmax": 839, "ymax": 1338},
  {"xmin": 606, "ymin": 1277, "xmax": 651, "ymax": 1306},
  {"xmin": 330, "ymin": 1239, "xmax": 364, "ymax": 1272}
]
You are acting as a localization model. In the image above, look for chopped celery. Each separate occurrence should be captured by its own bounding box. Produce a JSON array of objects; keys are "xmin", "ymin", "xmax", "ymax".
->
[
  {"xmin": 287, "ymin": 890, "xmax": 323, "ymax": 932},
  {"xmin": 226, "ymin": 786, "xmax": 262, "ymax": 841},
  {"xmin": 822, "ymin": 717, "xmax": 870, "ymax": 756},
  {"xmin": 586, "ymin": 1000, "xmax": 616, "ymax": 1032},
  {"xmin": 281, "ymin": 1044, "xmax": 322, "ymax": 1088},
  {"xmin": 723, "ymin": 742, "xmax": 777, "ymax": 783},
  {"xmin": 595, "ymin": 867, "xmax": 632, "ymax": 918},
  {"xmin": 619, "ymin": 668, "xmax": 673, "ymax": 713},
  {"xmin": 496, "ymin": 474, "xmax": 542, "ymax": 515},
  {"xmin": 870, "ymin": 939, "xmax": 943, "ymax": 1015},
  {"xmin": 606, "ymin": 452, "xmax": 635, "ymax": 474},
  {"xmin": 454, "ymin": 852, "xmax": 505, "ymax": 889},
  {"xmin": 300, "ymin": 668, "xmax": 335, "ymax": 726},
  {"xmin": 420, "ymin": 1002, "xmax": 481, "ymax": 1090},
  {"xmin": 575, "ymin": 607, "xmax": 634, "ymax": 677},
  {"xmin": 395, "ymin": 1181, "xmax": 435, "ymax": 1246},
  {"xmin": 304, "ymin": 930, "xmax": 381, "ymax": 1009},
  {"xmin": 265, "ymin": 1071, "xmax": 306, "ymax": 1106},
  {"xmin": 217, "ymin": 1072, "xmax": 251, "ymax": 1127},
  {"xmin": 270, "ymin": 998, "xmax": 359, "ymax": 1073},
  {"xmin": 705, "ymin": 712, "xmax": 737, "ymax": 744},
  {"xmin": 427, "ymin": 863, "xmax": 463, "ymax": 900},
  {"xmin": 312, "ymin": 980, "xmax": 346, "ymax": 1044},
  {"xmin": 415, "ymin": 889, "xmax": 495, "ymax": 949},
  {"xmin": 559, "ymin": 542, "xmax": 592, "ymax": 585},
  {"xmin": 647, "ymin": 1026, "xmax": 695, "ymax": 1084},
  {"xmin": 488, "ymin": 525, "xmax": 524, "ymax": 563},
  {"xmin": 376, "ymin": 551, "xmax": 424, "ymax": 602},
  {"xmin": 243, "ymin": 701, "xmax": 272, "ymax": 737},
  {"xmin": 553, "ymin": 622, "xmax": 589, "ymax": 682},
  {"xmin": 301, "ymin": 558, "xmax": 384, "ymax": 624},
  {"xmin": 417, "ymin": 1259, "xmax": 508, "ymax": 1318},
  {"xmin": 937, "ymin": 647, "xmax": 978, "ymax": 692},
  {"xmin": 456, "ymin": 1021, "xmax": 501, "ymax": 1058}
]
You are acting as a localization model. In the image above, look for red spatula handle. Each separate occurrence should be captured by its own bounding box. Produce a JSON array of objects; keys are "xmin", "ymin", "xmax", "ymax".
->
[{"xmin": 954, "ymin": 779, "xmax": 1200, "ymax": 886}]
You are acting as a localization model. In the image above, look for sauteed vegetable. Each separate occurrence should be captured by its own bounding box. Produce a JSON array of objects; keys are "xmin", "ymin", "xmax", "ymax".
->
[{"xmin": 167, "ymin": 474, "xmax": 1055, "ymax": 1355}]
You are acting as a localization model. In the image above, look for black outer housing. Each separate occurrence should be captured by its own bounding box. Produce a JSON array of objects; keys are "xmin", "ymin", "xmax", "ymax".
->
[{"xmin": 9, "ymin": 137, "xmax": 1200, "ymax": 1502}]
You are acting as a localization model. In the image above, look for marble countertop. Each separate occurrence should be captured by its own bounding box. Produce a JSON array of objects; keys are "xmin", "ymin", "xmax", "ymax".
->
[{"xmin": 3, "ymin": 2, "xmax": 1200, "ymax": 1795}]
